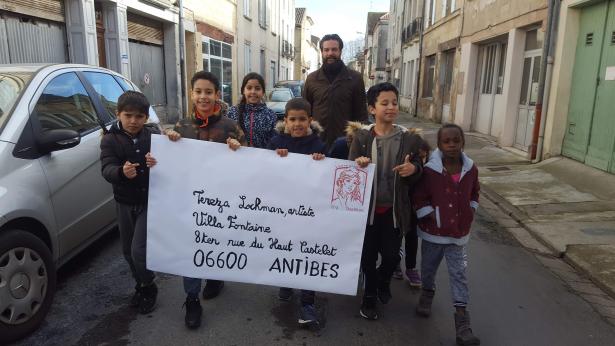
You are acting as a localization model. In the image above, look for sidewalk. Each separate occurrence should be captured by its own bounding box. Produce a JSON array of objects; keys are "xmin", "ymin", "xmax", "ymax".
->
[{"xmin": 397, "ymin": 112, "xmax": 615, "ymax": 300}]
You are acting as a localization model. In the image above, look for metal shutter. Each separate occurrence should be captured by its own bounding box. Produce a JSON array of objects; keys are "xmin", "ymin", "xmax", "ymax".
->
[
  {"xmin": 0, "ymin": 0, "xmax": 64, "ymax": 22},
  {"xmin": 127, "ymin": 12, "xmax": 163, "ymax": 46}
]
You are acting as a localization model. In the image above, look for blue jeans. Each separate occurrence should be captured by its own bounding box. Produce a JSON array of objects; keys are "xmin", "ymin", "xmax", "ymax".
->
[
  {"xmin": 420, "ymin": 240, "xmax": 469, "ymax": 307},
  {"xmin": 183, "ymin": 277, "xmax": 202, "ymax": 299}
]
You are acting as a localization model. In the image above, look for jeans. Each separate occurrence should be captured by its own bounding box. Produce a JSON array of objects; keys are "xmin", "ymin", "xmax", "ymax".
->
[
  {"xmin": 421, "ymin": 239, "xmax": 469, "ymax": 307},
  {"xmin": 183, "ymin": 277, "xmax": 202, "ymax": 299},
  {"xmin": 117, "ymin": 203, "xmax": 155, "ymax": 286}
]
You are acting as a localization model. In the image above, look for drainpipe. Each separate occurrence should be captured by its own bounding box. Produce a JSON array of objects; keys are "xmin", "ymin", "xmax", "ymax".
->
[
  {"xmin": 178, "ymin": 0, "xmax": 187, "ymax": 117},
  {"xmin": 530, "ymin": 0, "xmax": 558, "ymax": 161},
  {"xmin": 414, "ymin": 0, "xmax": 428, "ymax": 117},
  {"xmin": 533, "ymin": 0, "xmax": 561, "ymax": 163}
]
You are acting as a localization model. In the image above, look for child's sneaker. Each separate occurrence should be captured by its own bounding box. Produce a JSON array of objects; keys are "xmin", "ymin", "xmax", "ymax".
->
[
  {"xmin": 392, "ymin": 264, "xmax": 403, "ymax": 280},
  {"xmin": 278, "ymin": 287, "xmax": 294, "ymax": 301},
  {"xmin": 359, "ymin": 296, "xmax": 378, "ymax": 320},
  {"xmin": 138, "ymin": 282, "xmax": 158, "ymax": 314},
  {"xmin": 298, "ymin": 304, "xmax": 319, "ymax": 326},
  {"xmin": 130, "ymin": 284, "xmax": 142, "ymax": 308},
  {"xmin": 183, "ymin": 297, "xmax": 202, "ymax": 329},
  {"xmin": 405, "ymin": 268, "xmax": 422, "ymax": 288}
]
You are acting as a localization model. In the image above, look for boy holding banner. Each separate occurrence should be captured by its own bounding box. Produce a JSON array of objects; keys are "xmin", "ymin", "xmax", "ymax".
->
[
  {"xmin": 350, "ymin": 82, "xmax": 424, "ymax": 320},
  {"xmin": 267, "ymin": 97, "xmax": 326, "ymax": 327},
  {"xmin": 164, "ymin": 71, "xmax": 246, "ymax": 329}
]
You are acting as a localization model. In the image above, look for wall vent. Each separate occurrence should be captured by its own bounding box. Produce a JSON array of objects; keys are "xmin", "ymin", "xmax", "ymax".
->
[{"xmin": 586, "ymin": 33, "xmax": 593, "ymax": 45}]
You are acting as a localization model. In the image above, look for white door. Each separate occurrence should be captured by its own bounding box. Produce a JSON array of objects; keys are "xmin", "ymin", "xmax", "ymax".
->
[
  {"xmin": 515, "ymin": 51, "xmax": 541, "ymax": 150},
  {"xmin": 475, "ymin": 42, "xmax": 509, "ymax": 135}
]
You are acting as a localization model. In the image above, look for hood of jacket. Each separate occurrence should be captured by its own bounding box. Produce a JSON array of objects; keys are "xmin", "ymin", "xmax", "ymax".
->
[
  {"xmin": 425, "ymin": 148, "xmax": 475, "ymax": 180},
  {"xmin": 274, "ymin": 120, "xmax": 324, "ymax": 136}
]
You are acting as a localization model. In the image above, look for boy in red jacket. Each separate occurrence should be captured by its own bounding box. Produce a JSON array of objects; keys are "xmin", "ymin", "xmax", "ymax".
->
[{"xmin": 413, "ymin": 123, "xmax": 480, "ymax": 346}]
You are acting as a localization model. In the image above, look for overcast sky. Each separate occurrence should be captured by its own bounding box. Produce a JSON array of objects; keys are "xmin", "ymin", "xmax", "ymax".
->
[{"xmin": 295, "ymin": 0, "xmax": 390, "ymax": 43}]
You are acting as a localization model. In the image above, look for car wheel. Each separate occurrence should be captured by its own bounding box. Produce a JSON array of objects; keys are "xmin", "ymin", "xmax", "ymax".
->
[{"xmin": 0, "ymin": 229, "xmax": 56, "ymax": 343}]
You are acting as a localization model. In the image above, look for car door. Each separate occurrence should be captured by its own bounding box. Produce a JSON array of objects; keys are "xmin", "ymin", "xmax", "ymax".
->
[{"xmin": 31, "ymin": 71, "xmax": 115, "ymax": 259}]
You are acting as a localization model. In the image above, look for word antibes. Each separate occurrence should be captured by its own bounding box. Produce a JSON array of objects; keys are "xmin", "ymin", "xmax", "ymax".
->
[{"xmin": 269, "ymin": 257, "xmax": 339, "ymax": 278}]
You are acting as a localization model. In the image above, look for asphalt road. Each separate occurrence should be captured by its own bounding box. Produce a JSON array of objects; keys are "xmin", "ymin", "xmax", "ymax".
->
[{"xmin": 12, "ymin": 206, "xmax": 615, "ymax": 346}]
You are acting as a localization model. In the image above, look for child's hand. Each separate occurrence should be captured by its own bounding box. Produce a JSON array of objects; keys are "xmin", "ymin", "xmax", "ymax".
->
[
  {"xmin": 312, "ymin": 153, "xmax": 325, "ymax": 161},
  {"xmin": 393, "ymin": 155, "xmax": 417, "ymax": 177},
  {"xmin": 276, "ymin": 149, "xmax": 289, "ymax": 157},
  {"xmin": 123, "ymin": 161, "xmax": 139, "ymax": 179},
  {"xmin": 145, "ymin": 152, "xmax": 157, "ymax": 168},
  {"xmin": 355, "ymin": 156, "xmax": 370, "ymax": 168},
  {"xmin": 227, "ymin": 137, "xmax": 241, "ymax": 151},
  {"xmin": 166, "ymin": 129, "xmax": 181, "ymax": 141}
]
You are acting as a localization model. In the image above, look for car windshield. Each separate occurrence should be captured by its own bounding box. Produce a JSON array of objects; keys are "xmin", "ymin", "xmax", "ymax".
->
[
  {"xmin": 0, "ymin": 72, "xmax": 33, "ymax": 127},
  {"xmin": 270, "ymin": 90, "xmax": 293, "ymax": 102}
]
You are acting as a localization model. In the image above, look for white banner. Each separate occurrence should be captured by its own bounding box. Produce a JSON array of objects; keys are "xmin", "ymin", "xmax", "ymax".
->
[{"xmin": 147, "ymin": 135, "xmax": 375, "ymax": 295}]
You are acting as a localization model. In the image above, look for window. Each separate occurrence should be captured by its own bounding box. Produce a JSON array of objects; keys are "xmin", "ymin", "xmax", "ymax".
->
[
  {"xmin": 244, "ymin": 42, "xmax": 252, "ymax": 75},
  {"xmin": 409, "ymin": 60, "xmax": 415, "ymax": 97},
  {"xmin": 423, "ymin": 55, "xmax": 436, "ymax": 98},
  {"xmin": 202, "ymin": 37, "xmax": 233, "ymax": 104},
  {"xmin": 442, "ymin": 0, "xmax": 457, "ymax": 17},
  {"xmin": 83, "ymin": 72, "xmax": 125, "ymax": 120},
  {"xmin": 260, "ymin": 49, "xmax": 266, "ymax": 76},
  {"xmin": 429, "ymin": 0, "xmax": 436, "ymax": 26},
  {"xmin": 243, "ymin": 0, "xmax": 250, "ymax": 18},
  {"xmin": 496, "ymin": 43, "xmax": 507, "ymax": 94},
  {"xmin": 34, "ymin": 72, "xmax": 98, "ymax": 133},
  {"xmin": 258, "ymin": 0, "xmax": 267, "ymax": 28},
  {"xmin": 270, "ymin": 61, "xmax": 276, "ymax": 89},
  {"xmin": 441, "ymin": 50, "xmax": 455, "ymax": 103},
  {"xmin": 270, "ymin": 89, "xmax": 293, "ymax": 102}
]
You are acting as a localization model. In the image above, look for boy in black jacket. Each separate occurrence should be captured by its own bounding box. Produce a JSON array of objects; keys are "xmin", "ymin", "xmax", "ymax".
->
[
  {"xmin": 267, "ymin": 98, "xmax": 326, "ymax": 327},
  {"xmin": 100, "ymin": 91, "xmax": 159, "ymax": 314}
]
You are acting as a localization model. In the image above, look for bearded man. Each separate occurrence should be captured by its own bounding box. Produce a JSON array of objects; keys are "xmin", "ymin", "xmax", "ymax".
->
[{"xmin": 303, "ymin": 34, "xmax": 368, "ymax": 149}]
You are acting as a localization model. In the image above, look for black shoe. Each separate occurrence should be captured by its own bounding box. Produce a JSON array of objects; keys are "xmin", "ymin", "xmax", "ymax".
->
[
  {"xmin": 298, "ymin": 304, "xmax": 319, "ymax": 326},
  {"xmin": 202, "ymin": 280, "xmax": 225, "ymax": 300},
  {"xmin": 130, "ymin": 284, "xmax": 142, "ymax": 308},
  {"xmin": 359, "ymin": 296, "xmax": 378, "ymax": 320},
  {"xmin": 278, "ymin": 287, "xmax": 294, "ymax": 301},
  {"xmin": 184, "ymin": 297, "xmax": 202, "ymax": 329},
  {"xmin": 377, "ymin": 282, "xmax": 392, "ymax": 304},
  {"xmin": 138, "ymin": 282, "xmax": 158, "ymax": 314}
]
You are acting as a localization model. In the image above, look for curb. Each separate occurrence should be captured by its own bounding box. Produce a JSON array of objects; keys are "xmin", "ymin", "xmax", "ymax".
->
[
  {"xmin": 563, "ymin": 247, "xmax": 615, "ymax": 301},
  {"xmin": 480, "ymin": 184, "xmax": 561, "ymax": 257}
]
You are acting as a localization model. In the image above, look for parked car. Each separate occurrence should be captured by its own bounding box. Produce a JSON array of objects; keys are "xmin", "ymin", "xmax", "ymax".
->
[
  {"xmin": 274, "ymin": 80, "xmax": 304, "ymax": 98},
  {"xmin": 266, "ymin": 87, "xmax": 295, "ymax": 120},
  {"xmin": 0, "ymin": 63, "xmax": 158, "ymax": 343}
]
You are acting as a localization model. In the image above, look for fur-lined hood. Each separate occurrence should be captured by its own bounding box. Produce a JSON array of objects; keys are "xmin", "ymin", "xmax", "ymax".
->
[
  {"xmin": 274, "ymin": 120, "xmax": 324, "ymax": 135},
  {"xmin": 344, "ymin": 121, "xmax": 422, "ymax": 137}
]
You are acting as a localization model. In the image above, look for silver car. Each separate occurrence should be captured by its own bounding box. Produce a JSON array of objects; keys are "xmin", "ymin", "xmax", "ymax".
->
[
  {"xmin": 0, "ymin": 64, "xmax": 158, "ymax": 342},
  {"xmin": 266, "ymin": 87, "xmax": 295, "ymax": 120}
]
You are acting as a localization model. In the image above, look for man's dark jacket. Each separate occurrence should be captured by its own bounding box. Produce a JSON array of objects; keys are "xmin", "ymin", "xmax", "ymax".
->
[{"xmin": 303, "ymin": 64, "xmax": 368, "ymax": 148}]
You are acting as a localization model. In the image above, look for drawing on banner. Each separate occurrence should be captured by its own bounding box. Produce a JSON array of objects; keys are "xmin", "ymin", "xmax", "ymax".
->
[{"xmin": 331, "ymin": 166, "xmax": 368, "ymax": 211}]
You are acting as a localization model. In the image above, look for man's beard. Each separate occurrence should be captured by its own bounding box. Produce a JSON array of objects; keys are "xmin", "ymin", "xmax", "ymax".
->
[
  {"xmin": 322, "ymin": 57, "xmax": 343, "ymax": 75},
  {"xmin": 323, "ymin": 56, "xmax": 341, "ymax": 65}
]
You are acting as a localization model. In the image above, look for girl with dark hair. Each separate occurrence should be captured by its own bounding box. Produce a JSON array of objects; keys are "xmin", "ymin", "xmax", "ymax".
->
[{"xmin": 227, "ymin": 72, "xmax": 277, "ymax": 148}]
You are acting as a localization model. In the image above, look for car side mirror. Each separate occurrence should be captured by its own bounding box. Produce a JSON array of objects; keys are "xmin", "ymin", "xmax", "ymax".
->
[{"xmin": 37, "ymin": 129, "xmax": 81, "ymax": 153}]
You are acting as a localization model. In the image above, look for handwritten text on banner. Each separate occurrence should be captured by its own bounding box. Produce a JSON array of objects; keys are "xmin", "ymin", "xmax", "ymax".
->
[{"xmin": 147, "ymin": 135, "xmax": 375, "ymax": 295}]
